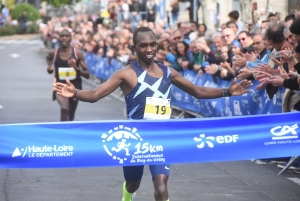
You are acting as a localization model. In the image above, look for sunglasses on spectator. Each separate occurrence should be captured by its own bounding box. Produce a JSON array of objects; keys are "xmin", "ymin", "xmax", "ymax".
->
[
  {"xmin": 174, "ymin": 36, "xmax": 181, "ymax": 40},
  {"xmin": 238, "ymin": 38, "xmax": 246, "ymax": 42}
]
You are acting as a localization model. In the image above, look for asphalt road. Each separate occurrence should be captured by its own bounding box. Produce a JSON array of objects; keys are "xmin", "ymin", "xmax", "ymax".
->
[{"xmin": 0, "ymin": 39, "xmax": 300, "ymax": 201}]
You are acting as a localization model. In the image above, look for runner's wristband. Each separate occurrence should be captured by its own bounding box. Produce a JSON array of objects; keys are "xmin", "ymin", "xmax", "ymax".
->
[{"xmin": 222, "ymin": 87, "xmax": 231, "ymax": 97}]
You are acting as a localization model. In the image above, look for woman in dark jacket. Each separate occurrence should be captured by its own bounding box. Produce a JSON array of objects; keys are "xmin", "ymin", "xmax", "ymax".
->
[{"xmin": 172, "ymin": 41, "xmax": 194, "ymax": 72}]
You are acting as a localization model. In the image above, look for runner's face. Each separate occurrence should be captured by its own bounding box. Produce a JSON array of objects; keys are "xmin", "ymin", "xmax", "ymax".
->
[
  {"xmin": 59, "ymin": 31, "xmax": 72, "ymax": 47},
  {"xmin": 134, "ymin": 31, "xmax": 157, "ymax": 64}
]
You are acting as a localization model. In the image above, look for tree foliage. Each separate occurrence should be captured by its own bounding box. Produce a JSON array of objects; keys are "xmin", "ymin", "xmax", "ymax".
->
[
  {"xmin": 11, "ymin": 3, "xmax": 40, "ymax": 21},
  {"xmin": 43, "ymin": 0, "xmax": 81, "ymax": 8}
]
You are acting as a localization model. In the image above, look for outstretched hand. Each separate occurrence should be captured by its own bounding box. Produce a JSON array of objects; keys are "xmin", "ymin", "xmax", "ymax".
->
[
  {"xmin": 229, "ymin": 78, "xmax": 253, "ymax": 96},
  {"xmin": 53, "ymin": 78, "xmax": 76, "ymax": 98}
]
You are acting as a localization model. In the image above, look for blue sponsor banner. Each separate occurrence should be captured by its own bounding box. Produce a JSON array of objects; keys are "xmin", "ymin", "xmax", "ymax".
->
[
  {"xmin": 0, "ymin": 112, "xmax": 300, "ymax": 168},
  {"xmin": 84, "ymin": 53, "xmax": 123, "ymax": 80},
  {"xmin": 84, "ymin": 54, "xmax": 284, "ymax": 117},
  {"xmin": 171, "ymin": 70, "xmax": 284, "ymax": 117}
]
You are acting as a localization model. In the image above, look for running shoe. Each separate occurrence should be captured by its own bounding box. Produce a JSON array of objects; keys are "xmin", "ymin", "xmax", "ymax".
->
[{"xmin": 122, "ymin": 192, "xmax": 136, "ymax": 201}]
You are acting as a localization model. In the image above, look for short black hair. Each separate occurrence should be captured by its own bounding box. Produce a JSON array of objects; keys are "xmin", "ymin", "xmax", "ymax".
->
[
  {"xmin": 238, "ymin": 31, "xmax": 251, "ymax": 38},
  {"xmin": 133, "ymin": 27, "xmax": 156, "ymax": 45},
  {"xmin": 262, "ymin": 20, "xmax": 270, "ymax": 24},
  {"xmin": 285, "ymin": 13, "xmax": 296, "ymax": 22},
  {"xmin": 295, "ymin": 44, "xmax": 300, "ymax": 54},
  {"xmin": 226, "ymin": 21, "xmax": 238, "ymax": 29},
  {"xmin": 268, "ymin": 13, "xmax": 276, "ymax": 19},
  {"xmin": 190, "ymin": 20, "xmax": 198, "ymax": 29},
  {"xmin": 290, "ymin": 18, "xmax": 300, "ymax": 35},
  {"xmin": 265, "ymin": 22, "xmax": 285, "ymax": 44},
  {"xmin": 59, "ymin": 29, "xmax": 71, "ymax": 36},
  {"xmin": 228, "ymin": 11, "xmax": 239, "ymax": 20}
]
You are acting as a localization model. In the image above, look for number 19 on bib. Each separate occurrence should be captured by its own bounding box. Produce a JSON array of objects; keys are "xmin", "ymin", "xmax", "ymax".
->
[{"xmin": 143, "ymin": 97, "xmax": 171, "ymax": 120}]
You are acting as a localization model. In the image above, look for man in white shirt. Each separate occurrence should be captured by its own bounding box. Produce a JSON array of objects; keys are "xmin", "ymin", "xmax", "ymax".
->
[{"xmin": 228, "ymin": 10, "xmax": 245, "ymax": 34}]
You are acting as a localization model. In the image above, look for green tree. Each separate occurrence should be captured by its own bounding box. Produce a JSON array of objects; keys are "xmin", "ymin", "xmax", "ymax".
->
[
  {"xmin": 11, "ymin": 3, "xmax": 40, "ymax": 21},
  {"xmin": 43, "ymin": 0, "xmax": 81, "ymax": 8}
]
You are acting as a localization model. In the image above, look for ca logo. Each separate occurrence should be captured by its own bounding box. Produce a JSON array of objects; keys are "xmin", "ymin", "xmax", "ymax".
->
[{"xmin": 270, "ymin": 124, "xmax": 298, "ymax": 136}]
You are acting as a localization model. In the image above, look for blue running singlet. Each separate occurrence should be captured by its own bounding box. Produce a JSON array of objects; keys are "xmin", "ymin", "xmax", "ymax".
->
[
  {"xmin": 123, "ymin": 60, "xmax": 172, "ymax": 182},
  {"xmin": 125, "ymin": 60, "xmax": 172, "ymax": 120}
]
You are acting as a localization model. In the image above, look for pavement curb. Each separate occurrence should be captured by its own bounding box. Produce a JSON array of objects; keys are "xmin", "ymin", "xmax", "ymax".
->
[{"xmin": 0, "ymin": 34, "xmax": 40, "ymax": 40}]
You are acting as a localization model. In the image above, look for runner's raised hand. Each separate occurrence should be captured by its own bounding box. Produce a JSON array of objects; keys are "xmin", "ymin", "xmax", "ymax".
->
[
  {"xmin": 228, "ymin": 78, "xmax": 252, "ymax": 96},
  {"xmin": 53, "ymin": 78, "xmax": 76, "ymax": 98}
]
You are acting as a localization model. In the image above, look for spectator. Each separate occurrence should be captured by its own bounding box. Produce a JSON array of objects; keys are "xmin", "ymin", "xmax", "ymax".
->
[
  {"xmin": 170, "ymin": 0, "xmax": 179, "ymax": 27},
  {"xmin": 171, "ymin": 30, "xmax": 184, "ymax": 43},
  {"xmin": 228, "ymin": 10, "xmax": 245, "ymax": 34},
  {"xmin": 237, "ymin": 31, "xmax": 254, "ymax": 53},
  {"xmin": 231, "ymin": 40, "xmax": 241, "ymax": 56},
  {"xmin": 290, "ymin": 18, "xmax": 300, "ymax": 44},
  {"xmin": 1, "ymin": 5, "xmax": 9, "ymax": 19},
  {"xmin": 129, "ymin": 0, "xmax": 141, "ymax": 29},
  {"xmin": 266, "ymin": 22, "xmax": 294, "ymax": 56},
  {"xmin": 180, "ymin": 21, "xmax": 193, "ymax": 41},
  {"xmin": 267, "ymin": 13, "xmax": 277, "ymax": 21},
  {"xmin": 146, "ymin": 0, "xmax": 156, "ymax": 23},
  {"xmin": 226, "ymin": 21, "xmax": 238, "ymax": 36},
  {"xmin": 220, "ymin": 46, "xmax": 229, "ymax": 61},
  {"xmin": 188, "ymin": 0, "xmax": 200, "ymax": 23},
  {"xmin": 198, "ymin": 23, "xmax": 207, "ymax": 36},
  {"xmin": 18, "ymin": 11, "xmax": 28, "ymax": 34},
  {"xmin": 0, "ymin": 13, "xmax": 4, "ymax": 26},
  {"xmin": 212, "ymin": 33, "xmax": 223, "ymax": 52},
  {"xmin": 119, "ymin": 0, "xmax": 130, "ymax": 22},
  {"xmin": 284, "ymin": 26, "xmax": 297, "ymax": 48},
  {"xmin": 222, "ymin": 28, "xmax": 236, "ymax": 46},
  {"xmin": 175, "ymin": 41, "xmax": 193, "ymax": 71},
  {"xmin": 260, "ymin": 20, "xmax": 270, "ymax": 33},
  {"xmin": 249, "ymin": 4, "xmax": 261, "ymax": 36},
  {"xmin": 190, "ymin": 20, "xmax": 198, "ymax": 32},
  {"xmin": 139, "ymin": 0, "xmax": 148, "ymax": 20},
  {"xmin": 222, "ymin": 28, "xmax": 236, "ymax": 65},
  {"xmin": 284, "ymin": 13, "xmax": 295, "ymax": 27},
  {"xmin": 253, "ymin": 34, "xmax": 267, "ymax": 60}
]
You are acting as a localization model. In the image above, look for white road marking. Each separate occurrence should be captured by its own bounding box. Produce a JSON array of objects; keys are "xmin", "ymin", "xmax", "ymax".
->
[
  {"xmin": 0, "ymin": 105, "xmax": 3, "ymax": 109},
  {"xmin": 9, "ymin": 53, "xmax": 20, "ymax": 58},
  {"xmin": 287, "ymin": 178, "xmax": 300, "ymax": 186}
]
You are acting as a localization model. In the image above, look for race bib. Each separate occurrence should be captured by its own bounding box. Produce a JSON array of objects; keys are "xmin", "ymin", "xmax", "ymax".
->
[
  {"xmin": 143, "ymin": 97, "xmax": 171, "ymax": 120},
  {"xmin": 58, "ymin": 67, "xmax": 77, "ymax": 80}
]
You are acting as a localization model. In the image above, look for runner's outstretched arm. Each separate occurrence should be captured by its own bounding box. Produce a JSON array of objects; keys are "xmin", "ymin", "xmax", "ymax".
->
[
  {"xmin": 53, "ymin": 69, "xmax": 124, "ymax": 103},
  {"xmin": 169, "ymin": 67, "xmax": 252, "ymax": 98}
]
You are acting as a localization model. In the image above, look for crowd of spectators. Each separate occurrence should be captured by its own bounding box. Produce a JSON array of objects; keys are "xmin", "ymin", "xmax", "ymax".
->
[{"xmin": 39, "ymin": 1, "xmax": 300, "ymax": 172}]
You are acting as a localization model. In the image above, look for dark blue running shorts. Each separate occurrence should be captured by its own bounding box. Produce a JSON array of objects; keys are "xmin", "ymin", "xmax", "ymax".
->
[{"xmin": 123, "ymin": 164, "xmax": 170, "ymax": 182}]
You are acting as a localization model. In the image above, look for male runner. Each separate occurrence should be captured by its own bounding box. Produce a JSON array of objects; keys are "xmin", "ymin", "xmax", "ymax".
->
[
  {"xmin": 53, "ymin": 27, "xmax": 252, "ymax": 201},
  {"xmin": 47, "ymin": 29, "xmax": 89, "ymax": 121}
]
